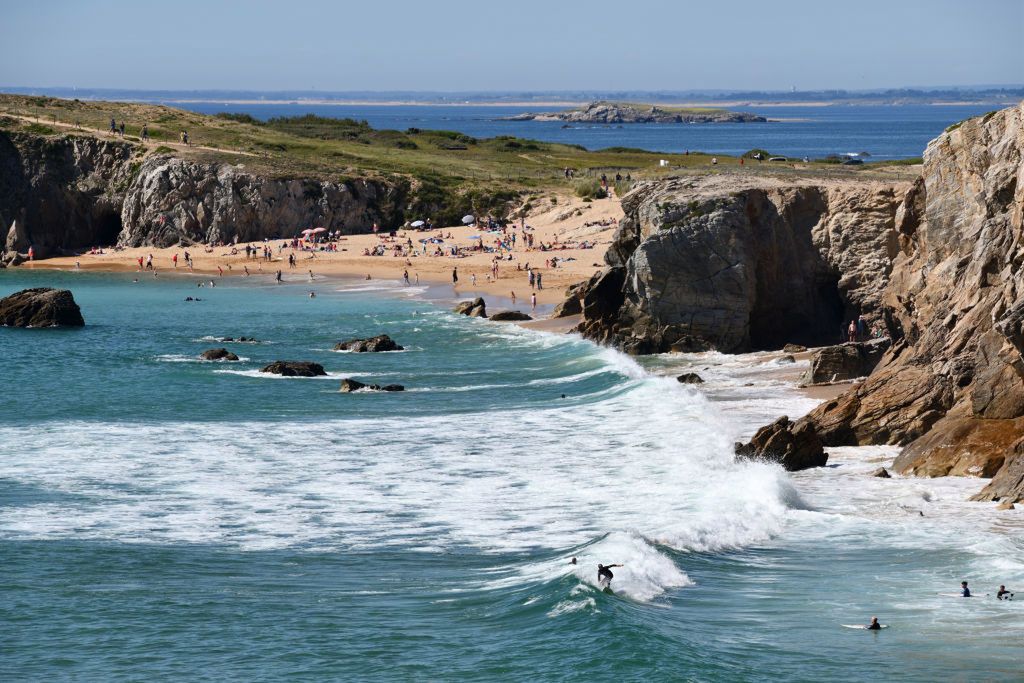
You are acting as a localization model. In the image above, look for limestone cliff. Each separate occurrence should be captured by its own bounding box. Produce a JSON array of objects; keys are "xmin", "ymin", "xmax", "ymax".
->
[
  {"xmin": 570, "ymin": 176, "xmax": 907, "ymax": 353},
  {"xmin": 800, "ymin": 103, "xmax": 1024, "ymax": 502},
  {"xmin": 0, "ymin": 130, "xmax": 407, "ymax": 255}
]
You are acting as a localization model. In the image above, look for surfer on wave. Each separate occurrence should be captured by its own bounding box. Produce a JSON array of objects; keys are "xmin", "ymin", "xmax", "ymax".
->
[{"xmin": 597, "ymin": 563, "xmax": 623, "ymax": 586}]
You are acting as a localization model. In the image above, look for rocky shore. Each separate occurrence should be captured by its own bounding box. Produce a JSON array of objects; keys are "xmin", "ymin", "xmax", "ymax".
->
[
  {"xmin": 505, "ymin": 101, "xmax": 766, "ymax": 124},
  {"xmin": 560, "ymin": 101, "xmax": 1024, "ymax": 503}
]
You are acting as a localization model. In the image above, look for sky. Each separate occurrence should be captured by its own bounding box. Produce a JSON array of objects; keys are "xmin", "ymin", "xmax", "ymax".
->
[{"xmin": 2, "ymin": 0, "xmax": 1021, "ymax": 92}]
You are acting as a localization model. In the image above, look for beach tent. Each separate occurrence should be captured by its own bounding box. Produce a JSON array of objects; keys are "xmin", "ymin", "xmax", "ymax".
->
[
  {"xmin": 410, "ymin": 220, "xmax": 426, "ymax": 228},
  {"xmin": 462, "ymin": 215, "xmax": 475, "ymax": 225}
]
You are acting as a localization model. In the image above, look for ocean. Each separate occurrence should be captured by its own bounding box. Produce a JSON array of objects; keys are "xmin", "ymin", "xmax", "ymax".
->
[
  {"xmin": 2, "ymin": 270, "xmax": 1022, "ymax": 681},
  {"xmin": 170, "ymin": 102, "xmax": 997, "ymax": 160}
]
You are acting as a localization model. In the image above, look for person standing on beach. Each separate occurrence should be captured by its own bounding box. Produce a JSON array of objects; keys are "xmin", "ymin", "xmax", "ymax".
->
[
  {"xmin": 531, "ymin": 292, "xmax": 537, "ymax": 312},
  {"xmin": 452, "ymin": 267, "xmax": 458, "ymax": 285},
  {"xmin": 172, "ymin": 253, "xmax": 178, "ymax": 268},
  {"xmin": 511, "ymin": 291, "xmax": 516, "ymax": 304},
  {"xmin": 536, "ymin": 272, "xmax": 543, "ymax": 290},
  {"xmin": 403, "ymin": 269, "xmax": 410, "ymax": 286},
  {"xmin": 276, "ymin": 269, "xmax": 282, "ymax": 284}
]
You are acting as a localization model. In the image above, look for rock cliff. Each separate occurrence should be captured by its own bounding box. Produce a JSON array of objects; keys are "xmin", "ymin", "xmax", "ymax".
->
[
  {"xmin": 569, "ymin": 176, "xmax": 908, "ymax": 353},
  {"xmin": 798, "ymin": 102, "xmax": 1024, "ymax": 502},
  {"xmin": 0, "ymin": 130, "xmax": 407, "ymax": 254}
]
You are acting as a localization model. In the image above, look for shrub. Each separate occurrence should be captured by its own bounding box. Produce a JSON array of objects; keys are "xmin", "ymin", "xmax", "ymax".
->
[
  {"xmin": 574, "ymin": 178, "xmax": 607, "ymax": 200},
  {"xmin": 215, "ymin": 112, "xmax": 262, "ymax": 125},
  {"xmin": 742, "ymin": 148, "xmax": 772, "ymax": 159}
]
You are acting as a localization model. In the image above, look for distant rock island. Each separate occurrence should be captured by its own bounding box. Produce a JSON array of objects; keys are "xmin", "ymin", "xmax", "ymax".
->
[{"xmin": 505, "ymin": 101, "xmax": 767, "ymax": 124}]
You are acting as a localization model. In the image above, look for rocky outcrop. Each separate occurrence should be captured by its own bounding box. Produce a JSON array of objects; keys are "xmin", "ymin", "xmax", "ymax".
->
[
  {"xmin": 677, "ymin": 372, "xmax": 704, "ymax": 384},
  {"xmin": 488, "ymin": 310, "xmax": 533, "ymax": 321},
  {"xmin": 0, "ymin": 133, "xmax": 134, "ymax": 257},
  {"xmin": 801, "ymin": 338, "xmax": 890, "ymax": 385},
  {"xmin": 200, "ymin": 348, "xmax": 239, "ymax": 361},
  {"xmin": 734, "ymin": 416, "xmax": 828, "ymax": 471},
  {"xmin": 453, "ymin": 298, "xmax": 487, "ymax": 318},
  {"xmin": 334, "ymin": 334, "xmax": 403, "ymax": 352},
  {"xmin": 507, "ymin": 102, "xmax": 766, "ymax": 124},
  {"xmin": 260, "ymin": 361, "xmax": 326, "ymax": 377},
  {"xmin": 571, "ymin": 176, "xmax": 908, "ymax": 353},
  {"xmin": 339, "ymin": 378, "xmax": 405, "ymax": 392},
  {"xmin": 119, "ymin": 157, "xmax": 403, "ymax": 247},
  {"xmin": 0, "ymin": 288, "xmax": 84, "ymax": 327},
  {"xmin": 789, "ymin": 102, "xmax": 1024, "ymax": 502}
]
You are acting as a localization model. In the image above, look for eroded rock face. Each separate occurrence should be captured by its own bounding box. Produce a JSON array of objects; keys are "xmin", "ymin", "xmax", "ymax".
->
[
  {"xmin": 453, "ymin": 298, "xmax": 487, "ymax": 318},
  {"xmin": 120, "ymin": 157, "xmax": 402, "ymax": 247},
  {"xmin": 260, "ymin": 361, "xmax": 326, "ymax": 377},
  {"xmin": 735, "ymin": 416, "xmax": 828, "ymax": 471},
  {"xmin": 0, "ymin": 287, "xmax": 85, "ymax": 327},
  {"xmin": 573, "ymin": 176, "xmax": 907, "ymax": 353},
  {"xmin": 795, "ymin": 102, "xmax": 1024, "ymax": 499},
  {"xmin": 334, "ymin": 334, "xmax": 403, "ymax": 352},
  {"xmin": 801, "ymin": 338, "xmax": 890, "ymax": 385}
]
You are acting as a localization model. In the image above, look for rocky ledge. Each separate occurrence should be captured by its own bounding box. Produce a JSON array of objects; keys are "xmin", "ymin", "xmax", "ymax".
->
[
  {"xmin": 506, "ymin": 102, "xmax": 766, "ymax": 124},
  {"xmin": 334, "ymin": 334, "xmax": 403, "ymax": 352},
  {"xmin": 260, "ymin": 361, "xmax": 326, "ymax": 377},
  {"xmin": 0, "ymin": 287, "xmax": 84, "ymax": 327}
]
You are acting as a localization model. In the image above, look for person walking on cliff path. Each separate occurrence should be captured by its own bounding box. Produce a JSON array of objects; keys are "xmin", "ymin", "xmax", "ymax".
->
[
  {"xmin": 141, "ymin": 124, "xmax": 149, "ymax": 141},
  {"xmin": 119, "ymin": 121, "xmax": 125, "ymax": 137}
]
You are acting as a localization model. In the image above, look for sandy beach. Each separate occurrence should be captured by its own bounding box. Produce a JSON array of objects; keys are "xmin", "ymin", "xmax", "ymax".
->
[{"xmin": 21, "ymin": 193, "xmax": 623, "ymax": 310}]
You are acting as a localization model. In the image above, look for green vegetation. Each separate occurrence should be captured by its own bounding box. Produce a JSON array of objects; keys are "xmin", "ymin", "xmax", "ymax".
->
[
  {"xmin": 742, "ymin": 148, "xmax": 773, "ymax": 159},
  {"xmin": 0, "ymin": 93, "xmax": 916, "ymax": 225},
  {"xmin": 574, "ymin": 178, "xmax": 608, "ymax": 200}
]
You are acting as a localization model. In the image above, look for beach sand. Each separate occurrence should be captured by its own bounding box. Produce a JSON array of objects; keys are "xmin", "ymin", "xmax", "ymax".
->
[{"xmin": 22, "ymin": 193, "xmax": 623, "ymax": 309}]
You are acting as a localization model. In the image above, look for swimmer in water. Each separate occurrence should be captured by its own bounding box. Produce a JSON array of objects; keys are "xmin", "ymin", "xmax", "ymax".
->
[{"xmin": 866, "ymin": 617, "xmax": 881, "ymax": 630}]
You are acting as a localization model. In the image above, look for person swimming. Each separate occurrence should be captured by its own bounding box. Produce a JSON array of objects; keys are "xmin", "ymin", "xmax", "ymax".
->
[
  {"xmin": 997, "ymin": 585, "xmax": 1014, "ymax": 600},
  {"xmin": 867, "ymin": 617, "xmax": 881, "ymax": 630},
  {"xmin": 597, "ymin": 563, "xmax": 623, "ymax": 585},
  {"xmin": 960, "ymin": 581, "xmax": 971, "ymax": 597}
]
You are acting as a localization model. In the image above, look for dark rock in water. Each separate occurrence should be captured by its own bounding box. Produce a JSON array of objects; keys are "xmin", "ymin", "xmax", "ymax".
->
[
  {"xmin": 783, "ymin": 343, "xmax": 808, "ymax": 353},
  {"xmin": 340, "ymin": 378, "xmax": 367, "ymax": 392},
  {"xmin": 776, "ymin": 354, "xmax": 796, "ymax": 364},
  {"xmin": 872, "ymin": 467, "xmax": 891, "ymax": 478},
  {"xmin": 677, "ymin": 372, "xmax": 704, "ymax": 384},
  {"xmin": 200, "ymin": 348, "xmax": 239, "ymax": 361},
  {"xmin": 802, "ymin": 339, "xmax": 890, "ymax": 385},
  {"xmin": 735, "ymin": 416, "xmax": 828, "ymax": 471},
  {"xmin": 0, "ymin": 287, "xmax": 84, "ymax": 327},
  {"xmin": 489, "ymin": 310, "xmax": 533, "ymax": 322},
  {"xmin": 340, "ymin": 378, "xmax": 404, "ymax": 392},
  {"xmin": 261, "ymin": 361, "xmax": 326, "ymax": 377},
  {"xmin": 334, "ymin": 334, "xmax": 404, "ymax": 352},
  {"xmin": 453, "ymin": 298, "xmax": 487, "ymax": 318}
]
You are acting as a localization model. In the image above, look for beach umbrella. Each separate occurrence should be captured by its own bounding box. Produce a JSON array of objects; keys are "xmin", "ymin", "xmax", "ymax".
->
[
  {"xmin": 410, "ymin": 220, "xmax": 425, "ymax": 228},
  {"xmin": 311, "ymin": 227, "xmax": 326, "ymax": 233},
  {"xmin": 462, "ymin": 214, "xmax": 475, "ymax": 225},
  {"xmin": 301, "ymin": 228, "xmax": 315, "ymax": 234}
]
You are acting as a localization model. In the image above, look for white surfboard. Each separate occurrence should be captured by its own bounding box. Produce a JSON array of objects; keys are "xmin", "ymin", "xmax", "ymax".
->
[
  {"xmin": 842, "ymin": 624, "xmax": 888, "ymax": 630},
  {"xmin": 938, "ymin": 592, "xmax": 973, "ymax": 597}
]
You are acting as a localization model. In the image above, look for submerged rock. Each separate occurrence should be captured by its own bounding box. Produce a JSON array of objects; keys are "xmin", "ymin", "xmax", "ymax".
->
[
  {"xmin": 334, "ymin": 334, "xmax": 403, "ymax": 352},
  {"xmin": 0, "ymin": 287, "xmax": 84, "ymax": 327},
  {"xmin": 676, "ymin": 372, "xmax": 704, "ymax": 384},
  {"xmin": 871, "ymin": 467, "xmax": 891, "ymax": 478},
  {"xmin": 735, "ymin": 416, "xmax": 828, "ymax": 471},
  {"xmin": 261, "ymin": 361, "xmax": 326, "ymax": 377},
  {"xmin": 488, "ymin": 310, "xmax": 533, "ymax": 322},
  {"xmin": 340, "ymin": 378, "xmax": 404, "ymax": 392},
  {"xmin": 453, "ymin": 298, "xmax": 487, "ymax": 318},
  {"xmin": 200, "ymin": 348, "xmax": 239, "ymax": 361}
]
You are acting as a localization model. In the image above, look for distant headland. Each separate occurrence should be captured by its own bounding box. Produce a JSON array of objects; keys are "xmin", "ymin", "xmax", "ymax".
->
[{"xmin": 503, "ymin": 101, "xmax": 767, "ymax": 124}]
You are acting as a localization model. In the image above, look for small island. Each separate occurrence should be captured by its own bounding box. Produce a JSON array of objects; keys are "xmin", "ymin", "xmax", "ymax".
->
[{"xmin": 504, "ymin": 101, "xmax": 767, "ymax": 124}]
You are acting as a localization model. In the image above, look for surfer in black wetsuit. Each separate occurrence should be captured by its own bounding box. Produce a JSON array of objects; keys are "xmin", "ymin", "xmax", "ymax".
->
[
  {"xmin": 997, "ymin": 585, "xmax": 1014, "ymax": 600},
  {"xmin": 597, "ymin": 563, "xmax": 623, "ymax": 585},
  {"xmin": 867, "ymin": 617, "xmax": 881, "ymax": 630},
  {"xmin": 961, "ymin": 581, "xmax": 971, "ymax": 597}
]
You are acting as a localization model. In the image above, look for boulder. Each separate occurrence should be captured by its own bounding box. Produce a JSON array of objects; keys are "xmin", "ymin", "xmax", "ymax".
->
[
  {"xmin": 997, "ymin": 501, "xmax": 1015, "ymax": 510},
  {"xmin": 200, "ymin": 348, "xmax": 239, "ymax": 361},
  {"xmin": 340, "ymin": 378, "xmax": 405, "ymax": 392},
  {"xmin": 334, "ymin": 334, "xmax": 404, "ymax": 352},
  {"xmin": 783, "ymin": 343, "xmax": 808, "ymax": 353},
  {"xmin": 489, "ymin": 310, "xmax": 533, "ymax": 322},
  {"xmin": 453, "ymin": 298, "xmax": 487, "ymax": 318},
  {"xmin": 677, "ymin": 372, "xmax": 704, "ymax": 384},
  {"xmin": 261, "ymin": 361, "xmax": 326, "ymax": 377},
  {"xmin": 871, "ymin": 467, "xmax": 891, "ymax": 478},
  {"xmin": 801, "ymin": 339, "xmax": 890, "ymax": 385},
  {"xmin": 0, "ymin": 288, "xmax": 85, "ymax": 327},
  {"xmin": 735, "ymin": 416, "xmax": 828, "ymax": 471},
  {"xmin": 776, "ymin": 354, "xmax": 796, "ymax": 364}
]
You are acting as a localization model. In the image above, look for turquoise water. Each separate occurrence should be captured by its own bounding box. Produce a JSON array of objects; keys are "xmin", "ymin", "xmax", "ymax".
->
[{"xmin": 2, "ymin": 270, "xmax": 1023, "ymax": 681}]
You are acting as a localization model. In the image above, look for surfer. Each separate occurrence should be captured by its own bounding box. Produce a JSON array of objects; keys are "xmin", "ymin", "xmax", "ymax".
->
[
  {"xmin": 867, "ymin": 617, "xmax": 881, "ymax": 630},
  {"xmin": 997, "ymin": 585, "xmax": 1014, "ymax": 600},
  {"xmin": 960, "ymin": 581, "xmax": 971, "ymax": 597},
  {"xmin": 597, "ymin": 563, "xmax": 623, "ymax": 586}
]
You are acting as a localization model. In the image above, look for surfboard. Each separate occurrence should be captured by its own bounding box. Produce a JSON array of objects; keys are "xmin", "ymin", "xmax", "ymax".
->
[
  {"xmin": 842, "ymin": 624, "xmax": 888, "ymax": 630},
  {"xmin": 598, "ymin": 578, "xmax": 613, "ymax": 594},
  {"xmin": 938, "ymin": 592, "xmax": 972, "ymax": 597}
]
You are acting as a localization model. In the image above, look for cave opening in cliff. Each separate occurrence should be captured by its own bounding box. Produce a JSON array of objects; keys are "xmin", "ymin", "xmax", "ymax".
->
[
  {"xmin": 93, "ymin": 209, "xmax": 123, "ymax": 246},
  {"xmin": 748, "ymin": 275, "xmax": 848, "ymax": 350}
]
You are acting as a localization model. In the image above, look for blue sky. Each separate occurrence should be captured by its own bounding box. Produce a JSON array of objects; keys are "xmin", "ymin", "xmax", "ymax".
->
[{"xmin": 2, "ymin": 0, "xmax": 1020, "ymax": 91}]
